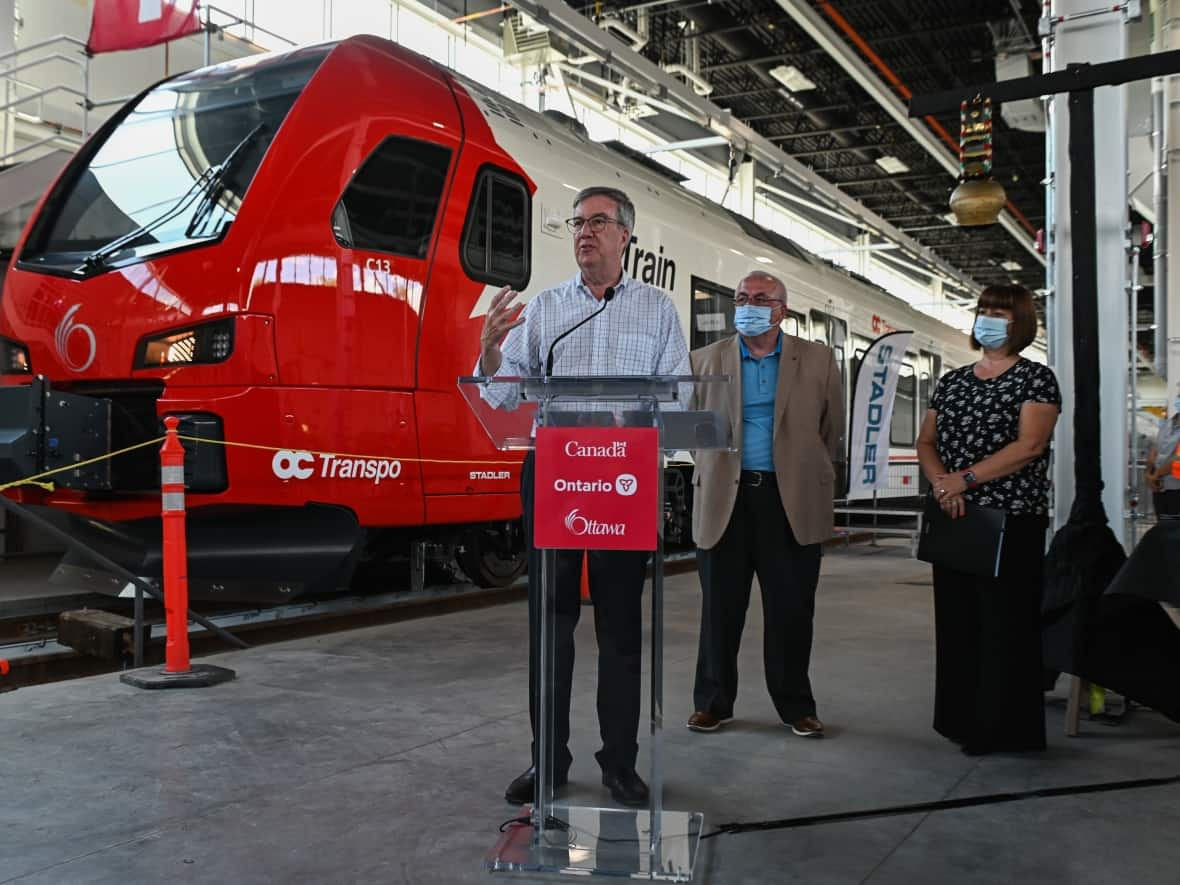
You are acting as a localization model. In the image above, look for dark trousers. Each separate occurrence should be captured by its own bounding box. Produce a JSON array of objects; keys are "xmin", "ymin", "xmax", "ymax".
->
[
  {"xmin": 1154, "ymin": 489, "xmax": 1180, "ymax": 517},
  {"xmin": 931, "ymin": 513, "xmax": 1048, "ymax": 753},
  {"xmin": 693, "ymin": 477, "xmax": 822, "ymax": 723},
  {"xmin": 520, "ymin": 452, "xmax": 649, "ymax": 776}
]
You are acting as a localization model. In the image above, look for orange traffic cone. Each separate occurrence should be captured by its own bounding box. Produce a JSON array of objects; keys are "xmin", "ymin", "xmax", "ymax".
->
[{"xmin": 580, "ymin": 551, "xmax": 592, "ymax": 605}]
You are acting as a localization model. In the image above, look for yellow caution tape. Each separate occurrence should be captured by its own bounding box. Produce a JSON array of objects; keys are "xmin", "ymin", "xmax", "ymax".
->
[
  {"xmin": 0, "ymin": 433, "xmax": 522, "ymax": 494},
  {"xmin": 0, "ymin": 436, "xmax": 166, "ymax": 493},
  {"xmin": 176, "ymin": 435, "xmax": 521, "ymax": 466}
]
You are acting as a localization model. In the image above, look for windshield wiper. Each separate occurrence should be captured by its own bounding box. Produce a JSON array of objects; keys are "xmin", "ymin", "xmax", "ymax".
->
[
  {"xmin": 77, "ymin": 123, "xmax": 268, "ymax": 274},
  {"xmin": 185, "ymin": 122, "xmax": 268, "ymax": 239}
]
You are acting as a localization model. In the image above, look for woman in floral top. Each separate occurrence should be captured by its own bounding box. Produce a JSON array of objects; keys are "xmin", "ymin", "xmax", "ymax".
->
[{"xmin": 916, "ymin": 284, "xmax": 1061, "ymax": 755}]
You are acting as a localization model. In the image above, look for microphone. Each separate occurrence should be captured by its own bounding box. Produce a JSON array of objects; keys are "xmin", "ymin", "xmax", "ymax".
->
[{"xmin": 544, "ymin": 286, "xmax": 615, "ymax": 377}]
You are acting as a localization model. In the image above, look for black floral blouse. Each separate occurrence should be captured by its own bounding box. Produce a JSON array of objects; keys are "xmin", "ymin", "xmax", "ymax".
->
[{"xmin": 929, "ymin": 358, "xmax": 1062, "ymax": 516}]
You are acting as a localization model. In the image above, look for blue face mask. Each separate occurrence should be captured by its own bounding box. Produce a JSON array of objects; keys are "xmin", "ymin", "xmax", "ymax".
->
[
  {"xmin": 973, "ymin": 315, "xmax": 1010, "ymax": 350},
  {"xmin": 734, "ymin": 305, "xmax": 774, "ymax": 337}
]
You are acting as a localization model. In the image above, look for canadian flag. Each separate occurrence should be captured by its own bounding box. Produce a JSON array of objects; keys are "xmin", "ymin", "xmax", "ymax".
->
[{"xmin": 87, "ymin": 0, "xmax": 202, "ymax": 54}]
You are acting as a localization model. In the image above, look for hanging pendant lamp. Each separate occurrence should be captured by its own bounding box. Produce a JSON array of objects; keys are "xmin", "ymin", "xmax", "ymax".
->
[{"xmin": 949, "ymin": 96, "xmax": 1007, "ymax": 226}]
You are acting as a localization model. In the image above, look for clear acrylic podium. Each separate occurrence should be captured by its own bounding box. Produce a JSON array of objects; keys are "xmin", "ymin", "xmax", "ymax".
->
[{"xmin": 458, "ymin": 374, "xmax": 732, "ymax": 882}]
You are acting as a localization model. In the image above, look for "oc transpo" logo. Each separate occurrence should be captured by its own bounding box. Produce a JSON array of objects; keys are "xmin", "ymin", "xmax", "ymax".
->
[
  {"xmin": 54, "ymin": 305, "xmax": 97, "ymax": 372},
  {"xmin": 272, "ymin": 449, "xmax": 402, "ymax": 485}
]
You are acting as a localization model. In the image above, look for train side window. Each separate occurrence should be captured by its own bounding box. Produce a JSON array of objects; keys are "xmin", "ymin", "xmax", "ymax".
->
[
  {"xmin": 851, "ymin": 347, "xmax": 866, "ymax": 387},
  {"xmin": 810, "ymin": 309, "xmax": 829, "ymax": 346},
  {"xmin": 919, "ymin": 371, "xmax": 932, "ymax": 415},
  {"xmin": 891, "ymin": 363, "xmax": 917, "ymax": 446},
  {"xmin": 461, "ymin": 166, "xmax": 531, "ymax": 290},
  {"xmin": 332, "ymin": 136, "xmax": 451, "ymax": 259},
  {"xmin": 830, "ymin": 317, "xmax": 848, "ymax": 398},
  {"xmin": 850, "ymin": 335, "xmax": 872, "ymax": 384},
  {"xmin": 784, "ymin": 309, "xmax": 802, "ymax": 337},
  {"xmin": 788, "ymin": 310, "xmax": 807, "ymax": 338},
  {"xmin": 690, "ymin": 276, "xmax": 735, "ymax": 349},
  {"xmin": 831, "ymin": 316, "xmax": 848, "ymax": 353}
]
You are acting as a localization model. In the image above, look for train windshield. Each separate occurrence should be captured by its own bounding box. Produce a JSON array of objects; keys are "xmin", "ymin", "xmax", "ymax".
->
[{"xmin": 20, "ymin": 46, "xmax": 329, "ymax": 275}]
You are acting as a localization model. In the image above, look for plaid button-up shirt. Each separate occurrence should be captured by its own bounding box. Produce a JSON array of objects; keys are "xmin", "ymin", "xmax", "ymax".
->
[{"xmin": 476, "ymin": 271, "xmax": 690, "ymax": 415}]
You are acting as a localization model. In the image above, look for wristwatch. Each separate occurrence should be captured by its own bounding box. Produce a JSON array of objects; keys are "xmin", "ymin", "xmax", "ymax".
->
[{"xmin": 962, "ymin": 470, "xmax": 979, "ymax": 490}]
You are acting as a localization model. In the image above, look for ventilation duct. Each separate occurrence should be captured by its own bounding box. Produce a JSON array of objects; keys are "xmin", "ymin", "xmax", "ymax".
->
[
  {"xmin": 663, "ymin": 64, "xmax": 713, "ymax": 97},
  {"xmin": 990, "ymin": 19, "xmax": 1044, "ymax": 132},
  {"xmin": 995, "ymin": 53, "xmax": 1046, "ymax": 132},
  {"xmin": 502, "ymin": 12, "xmax": 566, "ymax": 64},
  {"xmin": 598, "ymin": 17, "xmax": 646, "ymax": 52}
]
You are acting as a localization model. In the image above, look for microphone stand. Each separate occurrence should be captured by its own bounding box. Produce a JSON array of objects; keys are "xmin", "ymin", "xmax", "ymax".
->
[{"xmin": 544, "ymin": 287, "xmax": 615, "ymax": 377}]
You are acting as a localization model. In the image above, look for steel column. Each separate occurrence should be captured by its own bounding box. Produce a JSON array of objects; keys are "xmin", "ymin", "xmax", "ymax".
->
[{"xmin": 1048, "ymin": 0, "xmax": 1131, "ymax": 541}]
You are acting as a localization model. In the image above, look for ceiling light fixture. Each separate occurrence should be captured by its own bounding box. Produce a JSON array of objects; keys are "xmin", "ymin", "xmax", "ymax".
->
[
  {"xmin": 875, "ymin": 155, "xmax": 909, "ymax": 174},
  {"xmin": 1000, "ymin": 260, "xmax": 1023, "ymax": 271},
  {"xmin": 768, "ymin": 64, "xmax": 816, "ymax": 92}
]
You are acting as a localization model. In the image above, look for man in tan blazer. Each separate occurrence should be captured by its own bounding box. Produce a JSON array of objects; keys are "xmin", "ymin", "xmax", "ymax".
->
[{"xmin": 687, "ymin": 270, "xmax": 844, "ymax": 737}]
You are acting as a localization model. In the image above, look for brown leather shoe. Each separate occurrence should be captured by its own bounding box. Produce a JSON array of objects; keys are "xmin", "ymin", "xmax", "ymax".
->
[
  {"xmin": 687, "ymin": 711, "xmax": 733, "ymax": 732},
  {"xmin": 786, "ymin": 715, "xmax": 824, "ymax": 737}
]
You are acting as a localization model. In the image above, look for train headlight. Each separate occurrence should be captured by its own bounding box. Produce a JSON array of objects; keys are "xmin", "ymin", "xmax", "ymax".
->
[
  {"xmin": 136, "ymin": 318, "xmax": 235, "ymax": 368},
  {"xmin": 0, "ymin": 336, "xmax": 30, "ymax": 374}
]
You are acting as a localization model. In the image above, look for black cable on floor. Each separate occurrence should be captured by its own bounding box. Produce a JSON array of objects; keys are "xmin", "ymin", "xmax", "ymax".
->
[{"xmin": 703, "ymin": 772, "xmax": 1180, "ymax": 839}]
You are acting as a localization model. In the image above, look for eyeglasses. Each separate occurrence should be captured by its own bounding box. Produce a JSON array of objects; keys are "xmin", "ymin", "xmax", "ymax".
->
[
  {"xmin": 734, "ymin": 294, "xmax": 784, "ymax": 307},
  {"xmin": 565, "ymin": 214, "xmax": 624, "ymax": 234}
]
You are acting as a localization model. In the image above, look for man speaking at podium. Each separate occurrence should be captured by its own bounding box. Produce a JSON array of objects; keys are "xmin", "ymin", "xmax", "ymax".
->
[{"xmin": 476, "ymin": 186, "xmax": 689, "ymax": 807}]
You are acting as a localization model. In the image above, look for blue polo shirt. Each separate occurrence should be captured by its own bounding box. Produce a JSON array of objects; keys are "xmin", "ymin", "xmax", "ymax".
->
[{"xmin": 739, "ymin": 333, "xmax": 781, "ymax": 472}]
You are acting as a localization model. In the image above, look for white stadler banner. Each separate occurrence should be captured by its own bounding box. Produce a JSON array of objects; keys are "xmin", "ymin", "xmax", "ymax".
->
[{"xmin": 847, "ymin": 330, "xmax": 913, "ymax": 500}]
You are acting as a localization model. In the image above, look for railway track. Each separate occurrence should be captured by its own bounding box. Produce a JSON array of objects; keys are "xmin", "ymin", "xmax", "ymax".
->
[{"xmin": 0, "ymin": 552, "xmax": 701, "ymax": 691}]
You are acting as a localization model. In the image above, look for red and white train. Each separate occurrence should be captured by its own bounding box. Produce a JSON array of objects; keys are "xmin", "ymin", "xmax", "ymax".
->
[{"xmin": 0, "ymin": 36, "xmax": 983, "ymax": 600}]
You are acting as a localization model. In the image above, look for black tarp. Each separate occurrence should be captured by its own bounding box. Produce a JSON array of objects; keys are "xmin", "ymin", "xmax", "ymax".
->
[{"xmin": 1043, "ymin": 521, "xmax": 1180, "ymax": 723}]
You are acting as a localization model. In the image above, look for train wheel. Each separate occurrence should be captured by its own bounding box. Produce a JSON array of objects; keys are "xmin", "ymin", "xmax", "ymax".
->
[{"xmin": 456, "ymin": 522, "xmax": 527, "ymax": 588}]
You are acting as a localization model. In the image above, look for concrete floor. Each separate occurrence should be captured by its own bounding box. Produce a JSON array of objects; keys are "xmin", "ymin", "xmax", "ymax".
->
[{"xmin": 2, "ymin": 542, "xmax": 1178, "ymax": 884}]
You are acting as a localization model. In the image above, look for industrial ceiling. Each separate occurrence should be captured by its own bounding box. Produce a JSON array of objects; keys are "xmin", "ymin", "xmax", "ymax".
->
[{"xmin": 452, "ymin": 0, "xmax": 1048, "ymax": 294}]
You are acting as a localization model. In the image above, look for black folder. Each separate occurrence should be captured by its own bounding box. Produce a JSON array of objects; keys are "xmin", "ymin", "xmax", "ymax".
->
[{"xmin": 916, "ymin": 496, "xmax": 1007, "ymax": 578}]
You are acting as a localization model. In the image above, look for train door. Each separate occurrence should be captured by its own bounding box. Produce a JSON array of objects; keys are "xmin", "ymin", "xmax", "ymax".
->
[
  {"xmin": 811, "ymin": 308, "xmax": 849, "ymax": 495},
  {"xmin": 916, "ymin": 350, "xmax": 941, "ymax": 494},
  {"xmin": 414, "ymin": 159, "xmax": 531, "ymax": 501},
  {"xmin": 409, "ymin": 90, "xmax": 535, "ymax": 574},
  {"xmin": 888, "ymin": 352, "xmax": 919, "ymax": 497},
  {"xmin": 251, "ymin": 46, "xmax": 469, "ymax": 530}
]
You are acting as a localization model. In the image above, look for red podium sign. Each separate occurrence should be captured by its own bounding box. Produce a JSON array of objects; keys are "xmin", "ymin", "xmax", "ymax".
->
[{"xmin": 534, "ymin": 427, "xmax": 659, "ymax": 551}]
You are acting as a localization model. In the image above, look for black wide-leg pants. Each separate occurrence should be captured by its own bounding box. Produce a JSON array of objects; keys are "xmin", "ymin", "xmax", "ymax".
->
[
  {"xmin": 520, "ymin": 452, "xmax": 649, "ymax": 776},
  {"xmin": 931, "ymin": 513, "xmax": 1048, "ymax": 753},
  {"xmin": 693, "ymin": 477, "xmax": 822, "ymax": 724}
]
